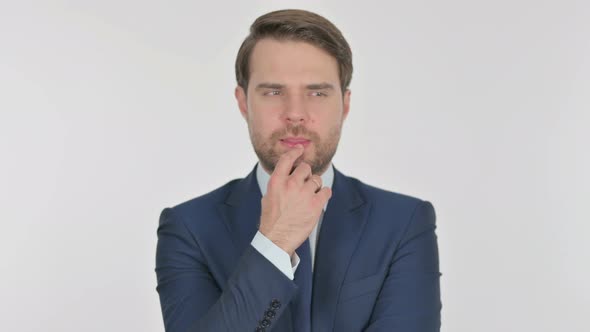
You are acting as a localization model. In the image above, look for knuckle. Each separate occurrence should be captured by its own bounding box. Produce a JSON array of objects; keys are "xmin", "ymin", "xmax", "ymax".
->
[
  {"xmin": 325, "ymin": 188, "xmax": 333, "ymax": 198},
  {"xmin": 316, "ymin": 188, "xmax": 329, "ymax": 201},
  {"xmin": 286, "ymin": 177, "xmax": 298, "ymax": 187},
  {"xmin": 300, "ymin": 162, "xmax": 311, "ymax": 173}
]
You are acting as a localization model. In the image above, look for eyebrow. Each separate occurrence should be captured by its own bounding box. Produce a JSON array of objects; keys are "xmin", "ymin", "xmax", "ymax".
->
[
  {"xmin": 255, "ymin": 83, "xmax": 285, "ymax": 90},
  {"xmin": 255, "ymin": 82, "xmax": 335, "ymax": 90},
  {"xmin": 307, "ymin": 83, "xmax": 334, "ymax": 90}
]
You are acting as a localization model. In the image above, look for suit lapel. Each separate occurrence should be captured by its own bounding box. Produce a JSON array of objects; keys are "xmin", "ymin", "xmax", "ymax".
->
[
  {"xmin": 311, "ymin": 166, "xmax": 371, "ymax": 331},
  {"xmin": 216, "ymin": 164, "xmax": 262, "ymax": 280}
]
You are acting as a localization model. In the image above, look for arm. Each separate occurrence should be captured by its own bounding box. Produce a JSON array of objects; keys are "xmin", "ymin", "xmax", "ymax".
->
[
  {"xmin": 155, "ymin": 208, "xmax": 298, "ymax": 332},
  {"xmin": 364, "ymin": 200, "xmax": 442, "ymax": 332}
]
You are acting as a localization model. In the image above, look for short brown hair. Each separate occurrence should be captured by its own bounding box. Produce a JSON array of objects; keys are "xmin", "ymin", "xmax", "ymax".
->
[{"xmin": 235, "ymin": 9, "xmax": 353, "ymax": 94}]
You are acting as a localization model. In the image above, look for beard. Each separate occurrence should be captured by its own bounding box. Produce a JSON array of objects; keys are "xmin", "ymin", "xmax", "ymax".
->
[{"xmin": 249, "ymin": 122, "xmax": 342, "ymax": 175}]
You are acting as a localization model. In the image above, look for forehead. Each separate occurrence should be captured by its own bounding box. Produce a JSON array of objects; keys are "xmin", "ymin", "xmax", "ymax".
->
[{"xmin": 249, "ymin": 38, "xmax": 340, "ymax": 88}]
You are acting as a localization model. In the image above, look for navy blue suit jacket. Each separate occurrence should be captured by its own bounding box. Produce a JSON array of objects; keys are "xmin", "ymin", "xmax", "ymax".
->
[{"xmin": 155, "ymin": 164, "xmax": 442, "ymax": 331}]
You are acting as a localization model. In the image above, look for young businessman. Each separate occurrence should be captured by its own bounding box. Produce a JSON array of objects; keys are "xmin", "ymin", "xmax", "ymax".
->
[{"xmin": 156, "ymin": 9, "xmax": 442, "ymax": 332}]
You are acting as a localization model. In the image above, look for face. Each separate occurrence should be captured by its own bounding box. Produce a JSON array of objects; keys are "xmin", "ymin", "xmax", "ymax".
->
[{"xmin": 235, "ymin": 38, "xmax": 351, "ymax": 175}]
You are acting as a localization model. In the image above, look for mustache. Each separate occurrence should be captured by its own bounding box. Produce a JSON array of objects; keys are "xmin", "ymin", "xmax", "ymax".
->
[{"xmin": 271, "ymin": 124, "xmax": 319, "ymax": 141}]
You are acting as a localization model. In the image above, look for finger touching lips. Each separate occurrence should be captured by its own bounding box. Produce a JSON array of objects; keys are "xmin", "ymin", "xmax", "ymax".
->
[{"xmin": 273, "ymin": 144, "xmax": 304, "ymax": 177}]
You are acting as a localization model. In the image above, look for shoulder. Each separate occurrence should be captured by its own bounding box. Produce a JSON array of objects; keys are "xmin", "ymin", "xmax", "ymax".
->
[
  {"xmin": 177, "ymin": 179, "xmax": 239, "ymax": 209},
  {"xmin": 160, "ymin": 178, "xmax": 241, "ymax": 225},
  {"xmin": 355, "ymin": 177, "xmax": 422, "ymax": 202},
  {"xmin": 343, "ymin": 173, "xmax": 435, "ymax": 222},
  {"xmin": 341, "ymin": 174, "xmax": 437, "ymax": 246},
  {"xmin": 347, "ymin": 173, "xmax": 429, "ymax": 205}
]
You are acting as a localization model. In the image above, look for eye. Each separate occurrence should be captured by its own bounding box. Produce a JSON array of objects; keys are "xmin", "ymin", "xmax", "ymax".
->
[
  {"xmin": 264, "ymin": 90, "xmax": 281, "ymax": 96},
  {"xmin": 310, "ymin": 91, "xmax": 328, "ymax": 97}
]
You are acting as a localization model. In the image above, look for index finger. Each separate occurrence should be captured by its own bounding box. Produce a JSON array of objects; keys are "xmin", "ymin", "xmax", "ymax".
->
[{"xmin": 272, "ymin": 144, "xmax": 305, "ymax": 178}]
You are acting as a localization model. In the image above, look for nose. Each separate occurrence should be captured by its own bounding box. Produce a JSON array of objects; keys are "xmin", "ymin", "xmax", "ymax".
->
[{"xmin": 282, "ymin": 94, "xmax": 309, "ymax": 124}]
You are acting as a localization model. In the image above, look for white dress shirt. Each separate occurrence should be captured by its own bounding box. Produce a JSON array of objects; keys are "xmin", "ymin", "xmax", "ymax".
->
[{"xmin": 250, "ymin": 162, "xmax": 334, "ymax": 280}]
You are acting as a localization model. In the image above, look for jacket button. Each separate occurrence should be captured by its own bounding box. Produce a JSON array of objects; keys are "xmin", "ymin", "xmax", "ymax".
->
[
  {"xmin": 271, "ymin": 299, "xmax": 281, "ymax": 309},
  {"xmin": 260, "ymin": 319, "xmax": 271, "ymax": 328},
  {"xmin": 265, "ymin": 309, "xmax": 276, "ymax": 319}
]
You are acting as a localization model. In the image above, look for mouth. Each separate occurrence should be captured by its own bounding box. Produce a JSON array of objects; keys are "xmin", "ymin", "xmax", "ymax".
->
[{"xmin": 280, "ymin": 137, "xmax": 311, "ymax": 148}]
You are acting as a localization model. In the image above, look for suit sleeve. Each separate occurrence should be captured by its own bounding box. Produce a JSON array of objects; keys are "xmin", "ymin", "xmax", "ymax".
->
[
  {"xmin": 155, "ymin": 208, "xmax": 299, "ymax": 332},
  {"xmin": 364, "ymin": 200, "xmax": 442, "ymax": 332},
  {"xmin": 250, "ymin": 230, "xmax": 300, "ymax": 280}
]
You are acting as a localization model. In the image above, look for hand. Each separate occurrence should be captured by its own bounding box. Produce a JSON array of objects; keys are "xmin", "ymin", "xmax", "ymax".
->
[{"xmin": 258, "ymin": 145, "xmax": 332, "ymax": 256}]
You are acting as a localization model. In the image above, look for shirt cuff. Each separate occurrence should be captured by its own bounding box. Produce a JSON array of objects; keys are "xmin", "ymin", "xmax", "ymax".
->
[{"xmin": 251, "ymin": 231, "xmax": 297, "ymax": 280}]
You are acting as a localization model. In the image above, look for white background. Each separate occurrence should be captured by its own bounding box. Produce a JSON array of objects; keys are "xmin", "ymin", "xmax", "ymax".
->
[{"xmin": 1, "ymin": 1, "xmax": 588, "ymax": 331}]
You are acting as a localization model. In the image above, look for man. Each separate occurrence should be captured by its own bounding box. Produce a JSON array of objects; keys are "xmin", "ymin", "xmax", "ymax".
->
[{"xmin": 155, "ymin": 9, "xmax": 441, "ymax": 332}]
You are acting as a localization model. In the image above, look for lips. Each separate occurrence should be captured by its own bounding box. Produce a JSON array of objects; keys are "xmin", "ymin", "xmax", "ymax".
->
[{"xmin": 280, "ymin": 137, "xmax": 311, "ymax": 147}]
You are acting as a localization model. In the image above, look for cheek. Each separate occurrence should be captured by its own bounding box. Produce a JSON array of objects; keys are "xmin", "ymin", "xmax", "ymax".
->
[
  {"xmin": 250, "ymin": 94, "xmax": 282, "ymax": 111},
  {"xmin": 314, "ymin": 109, "xmax": 343, "ymax": 131},
  {"xmin": 249, "ymin": 99, "xmax": 280, "ymax": 121},
  {"xmin": 249, "ymin": 113, "xmax": 281, "ymax": 136}
]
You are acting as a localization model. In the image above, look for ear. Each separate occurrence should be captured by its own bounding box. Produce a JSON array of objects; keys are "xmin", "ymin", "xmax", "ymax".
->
[
  {"xmin": 235, "ymin": 86, "xmax": 248, "ymax": 120},
  {"xmin": 342, "ymin": 89, "xmax": 351, "ymax": 121}
]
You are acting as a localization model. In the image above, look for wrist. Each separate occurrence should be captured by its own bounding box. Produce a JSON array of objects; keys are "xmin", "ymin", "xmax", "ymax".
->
[{"xmin": 262, "ymin": 230, "xmax": 294, "ymax": 256}]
